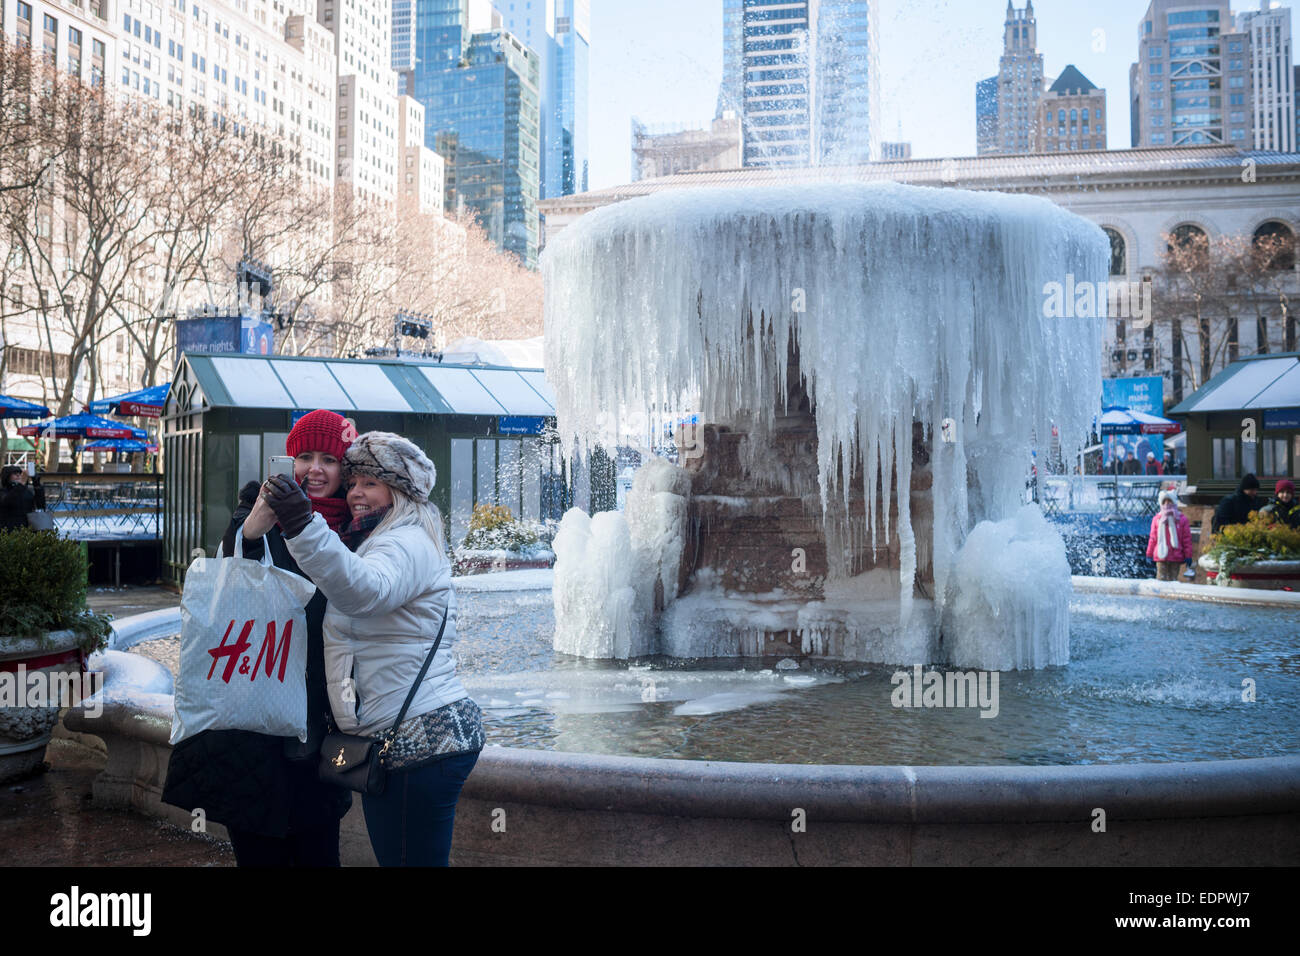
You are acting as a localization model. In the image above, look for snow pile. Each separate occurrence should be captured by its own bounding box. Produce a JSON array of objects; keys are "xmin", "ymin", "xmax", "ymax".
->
[
  {"xmin": 940, "ymin": 505, "xmax": 1072, "ymax": 670},
  {"xmin": 552, "ymin": 458, "xmax": 690, "ymax": 658},
  {"xmin": 543, "ymin": 182, "xmax": 1106, "ymax": 620}
]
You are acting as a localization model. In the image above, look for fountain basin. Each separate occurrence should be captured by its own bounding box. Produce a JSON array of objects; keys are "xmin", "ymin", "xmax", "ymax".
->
[{"xmin": 62, "ymin": 593, "xmax": 1300, "ymax": 865}]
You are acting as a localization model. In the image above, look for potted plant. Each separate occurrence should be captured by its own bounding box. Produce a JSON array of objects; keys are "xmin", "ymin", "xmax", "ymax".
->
[
  {"xmin": 1199, "ymin": 511, "xmax": 1300, "ymax": 589},
  {"xmin": 451, "ymin": 504, "xmax": 555, "ymax": 575},
  {"xmin": 0, "ymin": 528, "xmax": 112, "ymax": 782}
]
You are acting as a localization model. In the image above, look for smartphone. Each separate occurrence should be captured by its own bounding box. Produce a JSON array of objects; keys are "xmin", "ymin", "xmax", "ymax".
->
[
  {"xmin": 26, "ymin": 461, "xmax": 36, "ymax": 477},
  {"xmin": 268, "ymin": 456, "xmax": 296, "ymax": 481}
]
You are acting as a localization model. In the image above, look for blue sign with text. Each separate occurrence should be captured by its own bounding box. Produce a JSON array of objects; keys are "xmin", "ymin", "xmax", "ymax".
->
[{"xmin": 498, "ymin": 416, "xmax": 546, "ymax": 435}]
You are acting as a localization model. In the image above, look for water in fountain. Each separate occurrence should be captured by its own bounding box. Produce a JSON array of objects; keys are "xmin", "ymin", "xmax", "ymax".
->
[{"xmin": 542, "ymin": 182, "xmax": 1107, "ymax": 669}]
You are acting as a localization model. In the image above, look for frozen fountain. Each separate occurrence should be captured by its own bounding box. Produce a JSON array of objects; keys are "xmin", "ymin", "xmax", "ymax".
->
[{"xmin": 544, "ymin": 182, "xmax": 1105, "ymax": 669}]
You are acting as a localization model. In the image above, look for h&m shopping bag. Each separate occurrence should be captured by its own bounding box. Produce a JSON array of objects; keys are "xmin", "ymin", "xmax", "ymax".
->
[{"xmin": 170, "ymin": 528, "xmax": 317, "ymax": 745}]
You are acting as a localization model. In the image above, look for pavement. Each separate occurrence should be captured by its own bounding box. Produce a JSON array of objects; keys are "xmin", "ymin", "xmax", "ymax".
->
[
  {"xmin": 87, "ymin": 584, "xmax": 181, "ymax": 618},
  {"xmin": 1, "ymin": 585, "xmax": 226, "ymax": 866},
  {"xmin": 0, "ymin": 735, "xmax": 233, "ymax": 867}
]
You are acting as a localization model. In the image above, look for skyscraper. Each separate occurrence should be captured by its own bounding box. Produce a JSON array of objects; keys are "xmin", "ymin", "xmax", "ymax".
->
[
  {"xmin": 408, "ymin": 1, "xmax": 541, "ymax": 265},
  {"xmin": 1235, "ymin": 1, "xmax": 1295, "ymax": 153},
  {"xmin": 495, "ymin": 0, "xmax": 590, "ymax": 199},
  {"xmin": 717, "ymin": 0, "xmax": 744, "ymax": 119},
  {"xmin": 977, "ymin": 1, "xmax": 1044, "ymax": 155},
  {"xmin": 1040, "ymin": 66, "xmax": 1107, "ymax": 152},
  {"xmin": 321, "ymin": 0, "xmax": 403, "ymax": 204},
  {"xmin": 393, "ymin": 0, "xmax": 417, "ymax": 75},
  {"xmin": 1129, "ymin": 0, "xmax": 1250, "ymax": 148},
  {"xmin": 728, "ymin": 0, "xmax": 879, "ymax": 168},
  {"xmin": 976, "ymin": 76, "xmax": 999, "ymax": 155}
]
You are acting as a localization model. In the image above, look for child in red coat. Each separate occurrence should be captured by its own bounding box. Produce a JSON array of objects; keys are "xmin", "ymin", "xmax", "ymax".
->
[{"xmin": 1146, "ymin": 490, "xmax": 1193, "ymax": 581}]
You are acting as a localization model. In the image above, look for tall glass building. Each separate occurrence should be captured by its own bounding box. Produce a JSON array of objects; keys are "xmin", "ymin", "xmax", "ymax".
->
[
  {"xmin": 393, "ymin": 0, "xmax": 416, "ymax": 75},
  {"xmin": 725, "ymin": 0, "xmax": 879, "ymax": 167},
  {"xmin": 409, "ymin": 1, "xmax": 542, "ymax": 267},
  {"xmin": 717, "ymin": 0, "xmax": 745, "ymax": 118},
  {"xmin": 496, "ymin": 0, "xmax": 590, "ymax": 199}
]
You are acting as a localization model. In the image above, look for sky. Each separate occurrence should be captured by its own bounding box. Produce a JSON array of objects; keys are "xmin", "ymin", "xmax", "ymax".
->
[{"xmin": 585, "ymin": 0, "xmax": 1292, "ymax": 190}]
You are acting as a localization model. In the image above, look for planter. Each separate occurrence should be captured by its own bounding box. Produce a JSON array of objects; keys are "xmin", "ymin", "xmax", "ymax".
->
[
  {"xmin": 0, "ymin": 631, "xmax": 86, "ymax": 783},
  {"xmin": 1198, "ymin": 554, "xmax": 1300, "ymax": 590},
  {"xmin": 453, "ymin": 549, "xmax": 555, "ymax": 576}
]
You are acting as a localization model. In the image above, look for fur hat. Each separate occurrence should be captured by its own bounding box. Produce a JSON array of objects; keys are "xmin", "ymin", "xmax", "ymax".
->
[
  {"xmin": 1158, "ymin": 489, "xmax": 1181, "ymax": 508},
  {"xmin": 343, "ymin": 431, "xmax": 436, "ymax": 501}
]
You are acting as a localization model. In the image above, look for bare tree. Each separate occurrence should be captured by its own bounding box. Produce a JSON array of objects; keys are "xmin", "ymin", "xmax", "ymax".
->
[{"xmin": 1153, "ymin": 231, "xmax": 1254, "ymax": 393}]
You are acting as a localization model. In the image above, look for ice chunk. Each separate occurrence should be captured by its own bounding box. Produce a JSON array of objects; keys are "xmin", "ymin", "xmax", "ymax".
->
[{"xmin": 941, "ymin": 504, "xmax": 1072, "ymax": 670}]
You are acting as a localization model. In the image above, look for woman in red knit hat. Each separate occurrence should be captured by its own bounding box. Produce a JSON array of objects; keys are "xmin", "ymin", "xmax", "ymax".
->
[{"xmin": 163, "ymin": 408, "xmax": 357, "ymax": 867}]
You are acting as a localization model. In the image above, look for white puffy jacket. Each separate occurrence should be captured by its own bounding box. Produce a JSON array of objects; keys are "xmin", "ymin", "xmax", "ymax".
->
[{"xmin": 284, "ymin": 510, "xmax": 469, "ymax": 737}]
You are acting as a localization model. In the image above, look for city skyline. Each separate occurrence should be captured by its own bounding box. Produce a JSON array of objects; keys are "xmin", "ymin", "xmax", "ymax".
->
[{"xmin": 588, "ymin": 0, "xmax": 1295, "ymax": 191}]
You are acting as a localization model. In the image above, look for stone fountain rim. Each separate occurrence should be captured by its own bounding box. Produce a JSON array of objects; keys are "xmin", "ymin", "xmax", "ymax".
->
[{"xmin": 65, "ymin": 696, "xmax": 1300, "ymax": 825}]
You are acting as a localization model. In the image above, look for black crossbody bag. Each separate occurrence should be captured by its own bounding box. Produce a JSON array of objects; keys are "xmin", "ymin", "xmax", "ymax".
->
[{"xmin": 318, "ymin": 612, "xmax": 447, "ymax": 795}]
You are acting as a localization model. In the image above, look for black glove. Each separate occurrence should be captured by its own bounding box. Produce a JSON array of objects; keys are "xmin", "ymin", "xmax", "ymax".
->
[
  {"xmin": 233, "ymin": 480, "xmax": 261, "ymax": 521},
  {"xmin": 264, "ymin": 474, "xmax": 313, "ymax": 539}
]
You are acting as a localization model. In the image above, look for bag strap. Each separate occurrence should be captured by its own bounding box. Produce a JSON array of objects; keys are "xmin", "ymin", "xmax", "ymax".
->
[{"xmin": 383, "ymin": 608, "xmax": 449, "ymax": 743}]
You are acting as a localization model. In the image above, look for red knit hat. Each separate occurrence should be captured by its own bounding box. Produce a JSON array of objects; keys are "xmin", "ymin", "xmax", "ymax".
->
[
  {"xmin": 286, "ymin": 409, "xmax": 355, "ymax": 461},
  {"xmin": 1277, "ymin": 479, "xmax": 1296, "ymax": 496}
]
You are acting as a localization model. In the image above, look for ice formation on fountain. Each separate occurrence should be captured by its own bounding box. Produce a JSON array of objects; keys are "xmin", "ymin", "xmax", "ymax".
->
[{"xmin": 543, "ymin": 182, "xmax": 1106, "ymax": 669}]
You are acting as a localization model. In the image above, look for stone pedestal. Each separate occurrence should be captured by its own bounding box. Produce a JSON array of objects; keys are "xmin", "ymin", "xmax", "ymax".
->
[{"xmin": 671, "ymin": 354, "xmax": 937, "ymax": 658}]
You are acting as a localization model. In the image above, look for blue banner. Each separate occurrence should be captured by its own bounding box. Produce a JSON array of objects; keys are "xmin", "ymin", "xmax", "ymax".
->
[
  {"xmin": 1102, "ymin": 376, "xmax": 1167, "ymax": 473},
  {"xmin": 498, "ymin": 416, "xmax": 546, "ymax": 435},
  {"xmin": 1263, "ymin": 408, "xmax": 1300, "ymax": 430},
  {"xmin": 176, "ymin": 317, "xmax": 241, "ymax": 355}
]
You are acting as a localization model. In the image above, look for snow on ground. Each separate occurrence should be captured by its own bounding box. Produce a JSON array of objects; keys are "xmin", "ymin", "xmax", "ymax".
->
[{"xmin": 451, "ymin": 567, "xmax": 554, "ymax": 592}]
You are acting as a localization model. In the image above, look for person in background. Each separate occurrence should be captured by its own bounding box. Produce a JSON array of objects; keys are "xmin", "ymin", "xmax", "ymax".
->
[
  {"xmin": 1147, "ymin": 490, "xmax": 1193, "ymax": 581},
  {"xmin": 1260, "ymin": 478, "xmax": 1300, "ymax": 530},
  {"xmin": 1163, "ymin": 451, "xmax": 1175, "ymax": 475},
  {"xmin": 1118, "ymin": 445, "xmax": 1142, "ymax": 475},
  {"xmin": 1211, "ymin": 473, "xmax": 1261, "ymax": 533},
  {"xmin": 1143, "ymin": 451, "xmax": 1163, "ymax": 476},
  {"xmin": 0, "ymin": 464, "xmax": 45, "ymax": 531}
]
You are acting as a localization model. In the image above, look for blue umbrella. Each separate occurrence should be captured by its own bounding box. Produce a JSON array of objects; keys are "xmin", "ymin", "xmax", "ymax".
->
[
  {"xmin": 0, "ymin": 394, "xmax": 52, "ymax": 419},
  {"xmin": 1098, "ymin": 405, "xmax": 1181, "ymax": 436},
  {"xmin": 89, "ymin": 384, "xmax": 169, "ymax": 418},
  {"xmin": 18, "ymin": 412, "xmax": 138, "ymax": 440}
]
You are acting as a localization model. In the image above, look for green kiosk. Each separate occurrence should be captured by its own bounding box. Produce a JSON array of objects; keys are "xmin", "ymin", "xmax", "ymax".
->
[{"xmin": 162, "ymin": 352, "xmax": 612, "ymax": 584}]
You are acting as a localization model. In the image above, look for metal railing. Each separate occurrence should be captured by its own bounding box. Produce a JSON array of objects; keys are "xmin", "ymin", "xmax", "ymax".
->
[
  {"xmin": 36, "ymin": 473, "xmax": 162, "ymax": 538},
  {"xmin": 1040, "ymin": 474, "xmax": 1187, "ymax": 518}
]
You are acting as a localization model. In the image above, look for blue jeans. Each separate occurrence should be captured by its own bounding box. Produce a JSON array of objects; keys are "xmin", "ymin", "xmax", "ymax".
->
[{"xmin": 362, "ymin": 751, "xmax": 480, "ymax": 867}]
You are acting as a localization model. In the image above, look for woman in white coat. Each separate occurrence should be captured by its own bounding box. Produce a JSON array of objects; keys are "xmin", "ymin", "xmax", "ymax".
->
[{"xmin": 260, "ymin": 431, "xmax": 484, "ymax": 867}]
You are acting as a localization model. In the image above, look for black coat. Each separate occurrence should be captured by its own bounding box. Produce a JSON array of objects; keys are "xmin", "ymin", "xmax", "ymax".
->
[
  {"xmin": 0, "ymin": 480, "xmax": 43, "ymax": 531},
  {"xmin": 1264, "ymin": 496, "xmax": 1300, "ymax": 530},
  {"xmin": 161, "ymin": 512, "xmax": 351, "ymax": 837},
  {"xmin": 1212, "ymin": 480, "xmax": 1262, "ymax": 534}
]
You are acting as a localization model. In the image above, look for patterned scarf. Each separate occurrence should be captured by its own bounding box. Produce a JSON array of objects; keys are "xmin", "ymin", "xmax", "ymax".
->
[
  {"xmin": 309, "ymin": 494, "xmax": 352, "ymax": 534},
  {"xmin": 1155, "ymin": 505, "xmax": 1179, "ymax": 561},
  {"xmin": 341, "ymin": 504, "xmax": 391, "ymax": 552}
]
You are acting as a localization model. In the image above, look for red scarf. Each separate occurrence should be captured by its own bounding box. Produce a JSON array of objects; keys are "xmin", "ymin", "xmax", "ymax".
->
[{"xmin": 309, "ymin": 494, "xmax": 351, "ymax": 533}]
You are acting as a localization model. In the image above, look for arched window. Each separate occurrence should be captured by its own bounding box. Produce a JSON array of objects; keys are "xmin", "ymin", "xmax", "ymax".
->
[
  {"xmin": 1103, "ymin": 228, "xmax": 1126, "ymax": 276},
  {"xmin": 1166, "ymin": 223, "xmax": 1209, "ymax": 268},
  {"xmin": 1252, "ymin": 220, "xmax": 1295, "ymax": 271}
]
